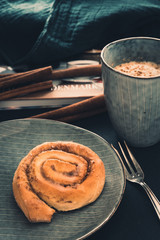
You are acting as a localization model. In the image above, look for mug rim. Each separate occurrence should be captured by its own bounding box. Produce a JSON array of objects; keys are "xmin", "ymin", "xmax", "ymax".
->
[{"xmin": 101, "ymin": 36, "xmax": 160, "ymax": 80}]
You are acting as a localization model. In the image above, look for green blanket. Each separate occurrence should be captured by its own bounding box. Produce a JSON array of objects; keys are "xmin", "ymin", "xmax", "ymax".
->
[{"xmin": 0, "ymin": 0, "xmax": 160, "ymax": 68}]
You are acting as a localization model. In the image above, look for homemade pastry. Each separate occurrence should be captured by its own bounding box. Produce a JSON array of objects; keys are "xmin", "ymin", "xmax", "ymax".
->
[{"xmin": 12, "ymin": 141, "xmax": 105, "ymax": 223}]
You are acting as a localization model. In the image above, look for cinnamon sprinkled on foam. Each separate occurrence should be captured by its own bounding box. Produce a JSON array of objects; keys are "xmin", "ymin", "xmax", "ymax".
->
[{"xmin": 114, "ymin": 61, "xmax": 160, "ymax": 78}]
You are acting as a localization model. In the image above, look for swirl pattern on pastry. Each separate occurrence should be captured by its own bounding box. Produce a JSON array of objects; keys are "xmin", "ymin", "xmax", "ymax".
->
[{"xmin": 12, "ymin": 141, "xmax": 105, "ymax": 222}]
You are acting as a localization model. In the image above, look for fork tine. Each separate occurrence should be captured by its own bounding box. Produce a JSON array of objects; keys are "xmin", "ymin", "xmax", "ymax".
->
[
  {"xmin": 118, "ymin": 142, "xmax": 135, "ymax": 175},
  {"xmin": 123, "ymin": 141, "xmax": 143, "ymax": 174},
  {"xmin": 111, "ymin": 143, "xmax": 131, "ymax": 178},
  {"xmin": 112, "ymin": 143, "xmax": 160, "ymax": 220}
]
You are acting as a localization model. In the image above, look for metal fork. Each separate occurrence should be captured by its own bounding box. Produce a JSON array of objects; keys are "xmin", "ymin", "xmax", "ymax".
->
[{"xmin": 112, "ymin": 141, "xmax": 160, "ymax": 220}]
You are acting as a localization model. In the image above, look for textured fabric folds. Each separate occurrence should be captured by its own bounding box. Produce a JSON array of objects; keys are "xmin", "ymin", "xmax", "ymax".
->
[{"xmin": 0, "ymin": 0, "xmax": 160, "ymax": 68}]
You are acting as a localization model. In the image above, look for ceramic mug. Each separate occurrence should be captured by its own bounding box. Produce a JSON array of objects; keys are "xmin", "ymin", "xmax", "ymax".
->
[{"xmin": 101, "ymin": 37, "xmax": 160, "ymax": 147}]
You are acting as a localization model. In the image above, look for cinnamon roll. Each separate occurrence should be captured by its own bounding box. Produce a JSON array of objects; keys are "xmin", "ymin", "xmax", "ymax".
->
[{"xmin": 12, "ymin": 141, "xmax": 105, "ymax": 223}]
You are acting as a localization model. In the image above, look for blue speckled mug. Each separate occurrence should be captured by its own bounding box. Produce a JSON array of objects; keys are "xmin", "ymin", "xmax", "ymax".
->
[{"xmin": 101, "ymin": 37, "xmax": 160, "ymax": 147}]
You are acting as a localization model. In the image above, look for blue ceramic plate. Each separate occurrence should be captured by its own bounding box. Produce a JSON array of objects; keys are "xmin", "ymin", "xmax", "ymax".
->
[{"xmin": 0, "ymin": 119, "xmax": 125, "ymax": 240}]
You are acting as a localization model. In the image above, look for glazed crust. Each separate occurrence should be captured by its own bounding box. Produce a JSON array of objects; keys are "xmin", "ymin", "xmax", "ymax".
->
[{"xmin": 12, "ymin": 141, "xmax": 105, "ymax": 222}]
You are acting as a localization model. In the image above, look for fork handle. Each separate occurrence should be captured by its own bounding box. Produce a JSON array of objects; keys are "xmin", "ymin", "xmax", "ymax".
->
[{"xmin": 140, "ymin": 181, "xmax": 160, "ymax": 220}]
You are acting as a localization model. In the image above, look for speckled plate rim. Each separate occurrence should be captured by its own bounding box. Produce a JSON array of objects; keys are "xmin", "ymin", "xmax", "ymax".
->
[{"xmin": 0, "ymin": 118, "xmax": 126, "ymax": 240}]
